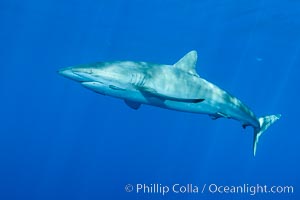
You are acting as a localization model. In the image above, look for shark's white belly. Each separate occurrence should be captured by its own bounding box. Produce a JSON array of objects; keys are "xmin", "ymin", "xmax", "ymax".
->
[
  {"xmin": 82, "ymin": 80, "xmax": 230, "ymax": 115},
  {"xmin": 82, "ymin": 76, "xmax": 258, "ymax": 128}
]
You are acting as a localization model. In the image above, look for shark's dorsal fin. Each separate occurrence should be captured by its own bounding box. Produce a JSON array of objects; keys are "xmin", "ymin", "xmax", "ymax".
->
[{"xmin": 173, "ymin": 50, "xmax": 198, "ymax": 76}]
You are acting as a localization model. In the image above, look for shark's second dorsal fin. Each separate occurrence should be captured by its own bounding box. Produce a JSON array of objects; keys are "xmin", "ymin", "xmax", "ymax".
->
[{"xmin": 173, "ymin": 50, "xmax": 198, "ymax": 76}]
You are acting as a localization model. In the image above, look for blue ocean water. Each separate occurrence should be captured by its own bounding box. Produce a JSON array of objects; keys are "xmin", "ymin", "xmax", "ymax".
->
[{"xmin": 0, "ymin": 0, "xmax": 299, "ymax": 199}]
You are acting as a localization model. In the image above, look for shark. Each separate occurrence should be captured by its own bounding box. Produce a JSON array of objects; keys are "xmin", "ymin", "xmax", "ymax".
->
[{"xmin": 58, "ymin": 50, "xmax": 281, "ymax": 156}]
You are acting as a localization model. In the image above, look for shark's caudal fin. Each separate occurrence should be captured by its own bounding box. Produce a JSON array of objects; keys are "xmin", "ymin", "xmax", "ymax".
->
[{"xmin": 253, "ymin": 114, "xmax": 281, "ymax": 156}]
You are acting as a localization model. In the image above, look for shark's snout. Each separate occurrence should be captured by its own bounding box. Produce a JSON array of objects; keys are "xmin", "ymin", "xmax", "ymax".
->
[
  {"xmin": 58, "ymin": 67, "xmax": 89, "ymax": 82},
  {"xmin": 58, "ymin": 68, "xmax": 71, "ymax": 77}
]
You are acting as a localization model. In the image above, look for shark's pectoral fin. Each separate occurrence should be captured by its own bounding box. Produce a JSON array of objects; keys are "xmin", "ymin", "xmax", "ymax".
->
[
  {"xmin": 137, "ymin": 86, "xmax": 204, "ymax": 103},
  {"xmin": 186, "ymin": 98, "xmax": 205, "ymax": 103},
  {"xmin": 124, "ymin": 100, "xmax": 141, "ymax": 110}
]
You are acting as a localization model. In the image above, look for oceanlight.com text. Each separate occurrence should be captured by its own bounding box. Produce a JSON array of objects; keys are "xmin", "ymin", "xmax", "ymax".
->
[
  {"xmin": 207, "ymin": 183, "xmax": 294, "ymax": 195},
  {"xmin": 124, "ymin": 183, "xmax": 294, "ymax": 196}
]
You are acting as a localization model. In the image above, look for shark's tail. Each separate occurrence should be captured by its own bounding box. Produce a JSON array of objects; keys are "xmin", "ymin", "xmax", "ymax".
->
[{"xmin": 253, "ymin": 114, "xmax": 281, "ymax": 156}]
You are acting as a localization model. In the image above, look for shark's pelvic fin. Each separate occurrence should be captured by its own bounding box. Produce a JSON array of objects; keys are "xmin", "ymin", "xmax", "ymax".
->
[
  {"xmin": 253, "ymin": 114, "xmax": 281, "ymax": 156},
  {"xmin": 174, "ymin": 50, "xmax": 199, "ymax": 76},
  {"xmin": 124, "ymin": 100, "xmax": 141, "ymax": 110}
]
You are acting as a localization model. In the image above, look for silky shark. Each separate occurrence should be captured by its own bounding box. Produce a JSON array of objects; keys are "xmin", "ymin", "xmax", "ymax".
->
[{"xmin": 58, "ymin": 50, "xmax": 281, "ymax": 156}]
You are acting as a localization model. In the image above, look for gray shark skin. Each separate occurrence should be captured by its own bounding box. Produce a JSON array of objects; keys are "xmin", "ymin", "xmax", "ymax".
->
[{"xmin": 58, "ymin": 50, "xmax": 281, "ymax": 156}]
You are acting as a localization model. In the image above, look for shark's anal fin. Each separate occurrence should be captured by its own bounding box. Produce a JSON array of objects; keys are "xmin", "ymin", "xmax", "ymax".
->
[
  {"xmin": 137, "ymin": 86, "xmax": 204, "ymax": 103},
  {"xmin": 124, "ymin": 100, "xmax": 141, "ymax": 110}
]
